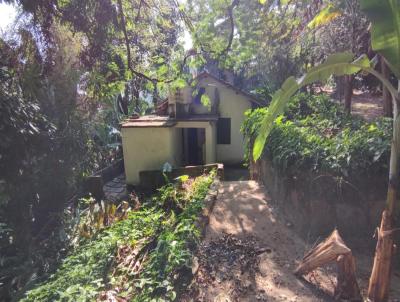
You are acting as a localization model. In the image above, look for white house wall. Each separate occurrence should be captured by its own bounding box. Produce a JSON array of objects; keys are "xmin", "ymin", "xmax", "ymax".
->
[
  {"xmin": 122, "ymin": 122, "xmax": 216, "ymax": 185},
  {"xmin": 197, "ymin": 77, "xmax": 252, "ymax": 164},
  {"xmin": 122, "ymin": 127, "xmax": 178, "ymax": 184}
]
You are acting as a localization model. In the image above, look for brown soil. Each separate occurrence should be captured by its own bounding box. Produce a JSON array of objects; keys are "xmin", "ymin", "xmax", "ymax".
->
[
  {"xmin": 182, "ymin": 181, "xmax": 400, "ymax": 302},
  {"xmin": 351, "ymin": 90, "xmax": 385, "ymax": 121},
  {"xmin": 318, "ymin": 86, "xmax": 386, "ymax": 121}
]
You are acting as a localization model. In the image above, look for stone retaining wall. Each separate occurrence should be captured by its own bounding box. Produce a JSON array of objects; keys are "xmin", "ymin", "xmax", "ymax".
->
[
  {"xmin": 83, "ymin": 159, "xmax": 125, "ymax": 200},
  {"xmin": 253, "ymin": 158, "xmax": 388, "ymax": 240}
]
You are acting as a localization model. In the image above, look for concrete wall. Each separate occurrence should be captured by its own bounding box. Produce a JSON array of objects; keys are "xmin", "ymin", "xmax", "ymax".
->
[
  {"xmin": 122, "ymin": 127, "xmax": 178, "ymax": 184},
  {"xmin": 171, "ymin": 128, "xmax": 183, "ymax": 166},
  {"xmin": 196, "ymin": 77, "xmax": 253, "ymax": 164},
  {"xmin": 254, "ymin": 158, "xmax": 388, "ymax": 241},
  {"xmin": 122, "ymin": 122, "xmax": 216, "ymax": 185}
]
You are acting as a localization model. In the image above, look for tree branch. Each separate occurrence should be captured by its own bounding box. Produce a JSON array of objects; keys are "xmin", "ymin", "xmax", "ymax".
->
[
  {"xmin": 118, "ymin": 0, "xmax": 239, "ymax": 85},
  {"xmin": 117, "ymin": 0, "xmax": 158, "ymax": 84}
]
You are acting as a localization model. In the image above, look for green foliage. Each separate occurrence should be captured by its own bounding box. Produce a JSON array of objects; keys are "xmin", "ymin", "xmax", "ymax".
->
[
  {"xmin": 22, "ymin": 209, "xmax": 163, "ymax": 302},
  {"xmin": 187, "ymin": 0, "xmax": 305, "ymax": 88},
  {"xmin": 361, "ymin": 0, "xmax": 400, "ymax": 78},
  {"xmin": 78, "ymin": 198, "xmax": 131, "ymax": 239},
  {"xmin": 133, "ymin": 173, "xmax": 214, "ymax": 301},
  {"xmin": 252, "ymin": 52, "xmax": 372, "ymax": 160},
  {"xmin": 22, "ymin": 172, "xmax": 215, "ymax": 301},
  {"xmin": 242, "ymin": 93, "xmax": 392, "ymax": 177},
  {"xmin": 0, "ymin": 24, "xmax": 124, "ymax": 300},
  {"xmin": 308, "ymin": 4, "xmax": 342, "ymax": 29}
]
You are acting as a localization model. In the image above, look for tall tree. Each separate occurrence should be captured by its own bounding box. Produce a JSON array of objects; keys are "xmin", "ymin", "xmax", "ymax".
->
[
  {"xmin": 186, "ymin": 0, "xmax": 314, "ymax": 90},
  {"xmin": 2, "ymin": 0, "xmax": 187, "ymax": 102},
  {"xmin": 309, "ymin": 0, "xmax": 370, "ymax": 113}
]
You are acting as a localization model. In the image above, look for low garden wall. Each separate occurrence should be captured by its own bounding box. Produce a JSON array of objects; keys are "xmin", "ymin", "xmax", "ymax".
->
[
  {"xmin": 139, "ymin": 163, "xmax": 224, "ymax": 191},
  {"xmin": 83, "ymin": 159, "xmax": 125, "ymax": 200},
  {"xmin": 253, "ymin": 158, "xmax": 388, "ymax": 241}
]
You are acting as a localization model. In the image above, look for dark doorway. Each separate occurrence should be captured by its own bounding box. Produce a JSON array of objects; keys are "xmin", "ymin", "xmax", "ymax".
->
[{"xmin": 187, "ymin": 128, "xmax": 204, "ymax": 165}]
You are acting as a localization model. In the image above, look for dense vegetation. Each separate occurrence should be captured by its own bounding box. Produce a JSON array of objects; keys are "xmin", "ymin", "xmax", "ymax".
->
[
  {"xmin": 0, "ymin": 24, "xmax": 123, "ymax": 300},
  {"xmin": 242, "ymin": 93, "xmax": 392, "ymax": 178},
  {"xmin": 21, "ymin": 172, "xmax": 215, "ymax": 301},
  {"xmin": 0, "ymin": 0, "xmax": 398, "ymax": 300}
]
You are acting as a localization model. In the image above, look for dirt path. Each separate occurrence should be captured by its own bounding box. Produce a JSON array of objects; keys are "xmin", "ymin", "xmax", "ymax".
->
[
  {"xmin": 351, "ymin": 90, "xmax": 384, "ymax": 121},
  {"xmin": 183, "ymin": 180, "xmax": 400, "ymax": 302}
]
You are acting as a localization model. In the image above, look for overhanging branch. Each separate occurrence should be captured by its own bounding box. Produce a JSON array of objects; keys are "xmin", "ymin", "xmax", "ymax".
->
[{"xmin": 118, "ymin": 0, "xmax": 239, "ymax": 85}]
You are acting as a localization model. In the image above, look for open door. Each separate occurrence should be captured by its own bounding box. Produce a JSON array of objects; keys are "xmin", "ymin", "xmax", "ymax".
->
[{"xmin": 185, "ymin": 128, "xmax": 205, "ymax": 165}]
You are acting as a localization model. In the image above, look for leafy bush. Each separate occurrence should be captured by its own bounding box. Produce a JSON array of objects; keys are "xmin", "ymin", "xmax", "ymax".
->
[
  {"xmin": 242, "ymin": 93, "xmax": 392, "ymax": 178},
  {"xmin": 134, "ymin": 173, "xmax": 214, "ymax": 301},
  {"xmin": 21, "ymin": 209, "xmax": 163, "ymax": 302},
  {"xmin": 21, "ymin": 172, "xmax": 215, "ymax": 301}
]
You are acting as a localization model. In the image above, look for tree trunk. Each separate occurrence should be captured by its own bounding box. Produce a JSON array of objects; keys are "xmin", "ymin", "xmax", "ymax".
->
[
  {"xmin": 344, "ymin": 75, "xmax": 354, "ymax": 114},
  {"xmin": 368, "ymin": 82, "xmax": 400, "ymax": 302},
  {"xmin": 367, "ymin": 210, "xmax": 396, "ymax": 302},
  {"xmin": 295, "ymin": 230, "xmax": 361, "ymax": 301},
  {"xmin": 381, "ymin": 58, "xmax": 392, "ymax": 117},
  {"xmin": 333, "ymin": 76, "xmax": 344, "ymax": 102}
]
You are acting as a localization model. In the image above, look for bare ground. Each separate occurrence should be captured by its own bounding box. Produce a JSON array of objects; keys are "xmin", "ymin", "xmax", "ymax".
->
[
  {"xmin": 351, "ymin": 90, "xmax": 384, "ymax": 121},
  {"xmin": 182, "ymin": 181, "xmax": 400, "ymax": 302}
]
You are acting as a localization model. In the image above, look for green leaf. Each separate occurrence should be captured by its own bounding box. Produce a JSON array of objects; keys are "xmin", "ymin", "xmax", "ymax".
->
[
  {"xmin": 200, "ymin": 94, "xmax": 211, "ymax": 109},
  {"xmin": 253, "ymin": 76, "xmax": 299, "ymax": 160},
  {"xmin": 253, "ymin": 53, "xmax": 372, "ymax": 161},
  {"xmin": 361, "ymin": 0, "xmax": 400, "ymax": 78},
  {"xmin": 157, "ymin": 64, "xmax": 168, "ymax": 76},
  {"xmin": 175, "ymin": 175, "xmax": 189, "ymax": 182},
  {"xmin": 308, "ymin": 4, "xmax": 341, "ymax": 29},
  {"xmin": 301, "ymin": 53, "xmax": 370, "ymax": 86},
  {"xmin": 171, "ymin": 78, "xmax": 187, "ymax": 90}
]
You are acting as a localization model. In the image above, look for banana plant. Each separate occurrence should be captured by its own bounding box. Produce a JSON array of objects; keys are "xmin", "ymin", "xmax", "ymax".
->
[
  {"xmin": 252, "ymin": 52, "xmax": 398, "ymax": 160},
  {"xmin": 253, "ymin": 0, "xmax": 399, "ymax": 301}
]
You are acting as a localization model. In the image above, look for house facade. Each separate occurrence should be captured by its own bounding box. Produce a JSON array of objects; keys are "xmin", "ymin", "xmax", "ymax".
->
[{"xmin": 121, "ymin": 72, "xmax": 262, "ymax": 185}]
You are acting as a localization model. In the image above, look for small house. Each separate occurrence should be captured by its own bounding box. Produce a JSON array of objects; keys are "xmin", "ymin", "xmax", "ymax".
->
[{"xmin": 121, "ymin": 72, "xmax": 263, "ymax": 185}]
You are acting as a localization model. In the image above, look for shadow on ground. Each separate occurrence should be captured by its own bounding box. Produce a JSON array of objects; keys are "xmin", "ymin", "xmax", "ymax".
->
[{"xmin": 183, "ymin": 180, "xmax": 400, "ymax": 301}]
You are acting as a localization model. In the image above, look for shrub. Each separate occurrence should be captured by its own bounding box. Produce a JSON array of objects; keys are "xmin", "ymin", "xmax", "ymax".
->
[
  {"xmin": 242, "ymin": 93, "xmax": 392, "ymax": 178},
  {"xmin": 21, "ymin": 172, "xmax": 215, "ymax": 301}
]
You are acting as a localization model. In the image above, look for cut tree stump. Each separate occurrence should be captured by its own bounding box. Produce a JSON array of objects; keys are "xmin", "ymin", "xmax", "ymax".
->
[
  {"xmin": 294, "ymin": 229, "xmax": 361, "ymax": 301},
  {"xmin": 368, "ymin": 210, "xmax": 397, "ymax": 302}
]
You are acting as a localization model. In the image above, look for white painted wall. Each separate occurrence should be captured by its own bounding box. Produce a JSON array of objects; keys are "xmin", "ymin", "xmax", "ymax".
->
[
  {"xmin": 122, "ymin": 127, "xmax": 178, "ymax": 184},
  {"xmin": 196, "ymin": 77, "xmax": 252, "ymax": 164},
  {"xmin": 122, "ymin": 123, "xmax": 216, "ymax": 185}
]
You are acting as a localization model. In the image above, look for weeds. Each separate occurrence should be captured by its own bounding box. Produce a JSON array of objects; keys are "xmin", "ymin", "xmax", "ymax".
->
[{"xmin": 21, "ymin": 172, "xmax": 215, "ymax": 302}]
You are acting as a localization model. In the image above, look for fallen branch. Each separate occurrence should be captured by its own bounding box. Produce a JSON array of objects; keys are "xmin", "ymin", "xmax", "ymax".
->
[{"xmin": 295, "ymin": 229, "xmax": 361, "ymax": 301}]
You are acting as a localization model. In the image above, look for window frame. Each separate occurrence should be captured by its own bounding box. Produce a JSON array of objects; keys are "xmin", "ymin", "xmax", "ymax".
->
[{"xmin": 217, "ymin": 117, "xmax": 231, "ymax": 145}]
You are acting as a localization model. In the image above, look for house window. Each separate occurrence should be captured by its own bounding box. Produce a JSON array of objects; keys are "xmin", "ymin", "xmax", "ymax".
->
[{"xmin": 217, "ymin": 118, "xmax": 231, "ymax": 144}]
